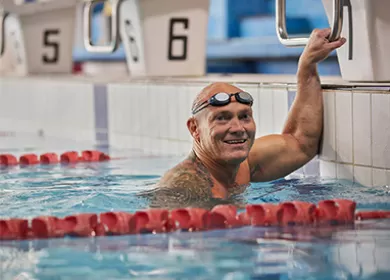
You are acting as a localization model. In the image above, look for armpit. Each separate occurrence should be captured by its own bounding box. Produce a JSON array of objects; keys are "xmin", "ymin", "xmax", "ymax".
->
[{"xmin": 249, "ymin": 163, "xmax": 264, "ymax": 180}]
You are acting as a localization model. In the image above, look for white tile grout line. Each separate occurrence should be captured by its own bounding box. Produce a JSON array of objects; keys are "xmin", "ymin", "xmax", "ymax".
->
[
  {"xmin": 370, "ymin": 92, "xmax": 373, "ymax": 169},
  {"xmin": 320, "ymin": 159, "xmax": 389, "ymax": 170},
  {"xmin": 351, "ymin": 91, "xmax": 356, "ymax": 184},
  {"xmin": 271, "ymin": 88, "xmax": 275, "ymax": 134},
  {"xmin": 334, "ymin": 90, "xmax": 339, "ymax": 180}
]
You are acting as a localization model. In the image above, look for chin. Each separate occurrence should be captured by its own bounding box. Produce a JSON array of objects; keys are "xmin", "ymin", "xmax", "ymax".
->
[{"xmin": 221, "ymin": 151, "xmax": 249, "ymax": 164}]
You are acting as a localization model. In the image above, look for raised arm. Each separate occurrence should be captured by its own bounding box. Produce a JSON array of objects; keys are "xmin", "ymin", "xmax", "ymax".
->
[{"xmin": 248, "ymin": 29, "xmax": 346, "ymax": 182}]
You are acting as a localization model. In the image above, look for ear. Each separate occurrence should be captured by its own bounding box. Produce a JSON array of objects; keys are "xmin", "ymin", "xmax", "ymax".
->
[{"xmin": 187, "ymin": 117, "xmax": 200, "ymax": 141}]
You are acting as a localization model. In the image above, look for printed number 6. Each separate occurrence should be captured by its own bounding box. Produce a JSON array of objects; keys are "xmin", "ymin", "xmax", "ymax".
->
[
  {"xmin": 168, "ymin": 18, "xmax": 188, "ymax": 61},
  {"xmin": 43, "ymin": 29, "xmax": 59, "ymax": 64}
]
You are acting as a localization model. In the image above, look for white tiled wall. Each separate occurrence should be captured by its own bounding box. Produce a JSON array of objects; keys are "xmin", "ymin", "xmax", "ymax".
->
[
  {"xmin": 335, "ymin": 91, "xmax": 353, "ymax": 164},
  {"xmin": 258, "ymin": 87, "xmax": 274, "ymax": 136},
  {"xmin": 319, "ymin": 160, "xmax": 336, "ymax": 178},
  {"xmin": 353, "ymin": 165, "xmax": 373, "ymax": 187},
  {"xmin": 0, "ymin": 77, "xmax": 95, "ymax": 153},
  {"xmin": 319, "ymin": 90, "xmax": 336, "ymax": 161},
  {"xmin": 371, "ymin": 93, "xmax": 390, "ymax": 169},
  {"xmin": 272, "ymin": 88, "xmax": 289, "ymax": 133},
  {"xmin": 353, "ymin": 93, "xmax": 371, "ymax": 166},
  {"xmin": 319, "ymin": 90, "xmax": 390, "ymax": 187},
  {"xmin": 175, "ymin": 85, "xmax": 389, "ymax": 187},
  {"xmin": 372, "ymin": 168, "xmax": 389, "ymax": 187},
  {"xmin": 336, "ymin": 163, "xmax": 354, "ymax": 181},
  {"xmin": 107, "ymin": 83, "xmax": 145, "ymax": 152}
]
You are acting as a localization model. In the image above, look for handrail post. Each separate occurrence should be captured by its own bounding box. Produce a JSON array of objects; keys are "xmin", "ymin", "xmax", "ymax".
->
[
  {"xmin": 0, "ymin": 10, "xmax": 8, "ymax": 56},
  {"xmin": 83, "ymin": 0, "xmax": 121, "ymax": 53},
  {"xmin": 276, "ymin": 0, "xmax": 343, "ymax": 47}
]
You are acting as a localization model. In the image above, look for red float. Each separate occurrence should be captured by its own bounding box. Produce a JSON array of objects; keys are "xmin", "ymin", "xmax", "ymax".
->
[
  {"xmin": 278, "ymin": 201, "xmax": 317, "ymax": 226},
  {"xmin": 316, "ymin": 199, "xmax": 356, "ymax": 225},
  {"xmin": 60, "ymin": 151, "xmax": 79, "ymax": 164},
  {"xmin": 170, "ymin": 208, "xmax": 208, "ymax": 231},
  {"xmin": 0, "ymin": 219, "xmax": 29, "ymax": 240},
  {"xmin": 0, "ymin": 154, "xmax": 18, "ymax": 166},
  {"xmin": 40, "ymin": 153, "xmax": 59, "ymax": 165},
  {"xmin": 100, "ymin": 212, "xmax": 133, "ymax": 235},
  {"xmin": 19, "ymin": 154, "xmax": 39, "ymax": 166}
]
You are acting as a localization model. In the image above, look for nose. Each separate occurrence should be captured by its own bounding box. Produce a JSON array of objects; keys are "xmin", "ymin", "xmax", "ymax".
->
[{"xmin": 229, "ymin": 117, "xmax": 245, "ymax": 134}]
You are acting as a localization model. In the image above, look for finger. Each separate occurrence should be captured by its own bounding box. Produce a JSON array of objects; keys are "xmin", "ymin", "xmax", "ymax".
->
[
  {"xmin": 327, "ymin": 37, "xmax": 347, "ymax": 50},
  {"xmin": 317, "ymin": 28, "xmax": 331, "ymax": 38}
]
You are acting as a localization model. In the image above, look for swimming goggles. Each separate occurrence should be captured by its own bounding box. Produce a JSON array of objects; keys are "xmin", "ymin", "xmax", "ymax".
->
[{"xmin": 192, "ymin": 91, "xmax": 254, "ymax": 115}]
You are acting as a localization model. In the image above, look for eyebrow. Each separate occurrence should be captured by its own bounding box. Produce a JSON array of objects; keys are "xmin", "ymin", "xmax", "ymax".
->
[{"xmin": 210, "ymin": 108, "xmax": 252, "ymax": 118}]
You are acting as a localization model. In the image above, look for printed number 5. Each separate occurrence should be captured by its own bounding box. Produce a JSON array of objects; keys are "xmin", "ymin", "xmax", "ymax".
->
[{"xmin": 43, "ymin": 29, "xmax": 59, "ymax": 64}]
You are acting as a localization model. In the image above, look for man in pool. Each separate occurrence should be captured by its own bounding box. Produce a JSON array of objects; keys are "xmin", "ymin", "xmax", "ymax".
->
[{"xmin": 141, "ymin": 28, "xmax": 346, "ymax": 209}]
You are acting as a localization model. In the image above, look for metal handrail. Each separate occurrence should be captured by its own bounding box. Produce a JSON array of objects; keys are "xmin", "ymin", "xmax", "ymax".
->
[
  {"xmin": 276, "ymin": 0, "xmax": 343, "ymax": 46},
  {"xmin": 83, "ymin": 0, "xmax": 121, "ymax": 53},
  {"xmin": 0, "ymin": 10, "xmax": 8, "ymax": 56}
]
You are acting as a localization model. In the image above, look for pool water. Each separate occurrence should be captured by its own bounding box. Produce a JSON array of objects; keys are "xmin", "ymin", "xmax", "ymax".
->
[{"xmin": 1, "ymin": 152, "xmax": 390, "ymax": 280}]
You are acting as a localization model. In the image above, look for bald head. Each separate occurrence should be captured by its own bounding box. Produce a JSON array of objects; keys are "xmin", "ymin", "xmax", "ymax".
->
[
  {"xmin": 191, "ymin": 82, "xmax": 243, "ymax": 114},
  {"xmin": 187, "ymin": 82, "xmax": 257, "ymax": 167}
]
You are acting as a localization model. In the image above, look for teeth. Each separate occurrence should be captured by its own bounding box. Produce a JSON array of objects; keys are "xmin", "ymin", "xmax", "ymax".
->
[{"xmin": 226, "ymin": 140, "xmax": 245, "ymax": 144}]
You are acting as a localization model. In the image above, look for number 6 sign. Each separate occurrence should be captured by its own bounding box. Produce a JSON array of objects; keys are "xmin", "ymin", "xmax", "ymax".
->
[
  {"xmin": 1, "ymin": 0, "xmax": 78, "ymax": 75},
  {"xmin": 84, "ymin": 0, "xmax": 210, "ymax": 77}
]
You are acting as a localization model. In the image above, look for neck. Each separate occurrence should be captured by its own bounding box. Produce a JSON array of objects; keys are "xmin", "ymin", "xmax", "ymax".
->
[{"xmin": 190, "ymin": 145, "xmax": 240, "ymax": 187}]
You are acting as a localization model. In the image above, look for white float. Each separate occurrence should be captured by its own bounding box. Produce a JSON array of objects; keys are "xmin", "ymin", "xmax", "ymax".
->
[
  {"xmin": 276, "ymin": 0, "xmax": 390, "ymax": 82},
  {"xmin": 83, "ymin": 0, "xmax": 210, "ymax": 77},
  {"xmin": 0, "ymin": 0, "xmax": 78, "ymax": 75}
]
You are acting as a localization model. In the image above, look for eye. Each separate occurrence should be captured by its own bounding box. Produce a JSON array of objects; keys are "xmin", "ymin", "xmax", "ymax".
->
[
  {"xmin": 216, "ymin": 115, "xmax": 227, "ymax": 121},
  {"xmin": 214, "ymin": 112, "xmax": 231, "ymax": 122},
  {"xmin": 239, "ymin": 112, "xmax": 252, "ymax": 120}
]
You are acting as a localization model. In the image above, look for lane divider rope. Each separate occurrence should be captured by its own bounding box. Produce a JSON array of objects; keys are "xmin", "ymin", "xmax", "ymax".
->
[
  {"xmin": 1, "ymin": 199, "xmax": 389, "ymax": 241},
  {"xmin": 0, "ymin": 150, "xmax": 111, "ymax": 167}
]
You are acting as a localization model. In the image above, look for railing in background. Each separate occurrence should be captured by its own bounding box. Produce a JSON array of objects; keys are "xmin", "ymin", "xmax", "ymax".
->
[
  {"xmin": 83, "ymin": 0, "xmax": 121, "ymax": 53},
  {"xmin": 276, "ymin": 0, "xmax": 343, "ymax": 46},
  {"xmin": 0, "ymin": 9, "xmax": 8, "ymax": 56}
]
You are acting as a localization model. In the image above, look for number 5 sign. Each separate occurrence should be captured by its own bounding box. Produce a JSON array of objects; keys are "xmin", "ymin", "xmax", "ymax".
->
[
  {"xmin": 1, "ymin": 0, "xmax": 78, "ymax": 75},
  {"xmin": 84, "ymin": 0, "xmax": 210, "ymax": 77}
]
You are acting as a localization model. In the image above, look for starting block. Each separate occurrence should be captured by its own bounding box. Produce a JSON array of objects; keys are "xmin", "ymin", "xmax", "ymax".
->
[
  {"xmin": 276, "ymin": 0, "xmax": 390, "ymax": 82},
  {"xmin": 0, "ymin": 0, "xmax": 78, "ymax": 75},
  {"xmin": 322, "ymin": 0, "xmax": 390, "ymax": 82},
  {"xmin": 83, "ymin": 0, "xmax": 210, "ymax": 77}
]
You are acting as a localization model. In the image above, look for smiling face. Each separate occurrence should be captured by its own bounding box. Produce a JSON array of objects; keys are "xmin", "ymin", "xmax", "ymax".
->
[{"xmin": 189, "ymin": 83, "xmax": 256, "ymax": 165}]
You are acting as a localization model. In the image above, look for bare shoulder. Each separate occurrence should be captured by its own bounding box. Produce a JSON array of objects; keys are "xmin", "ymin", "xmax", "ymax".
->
[
  {"xmin": 138, "ymin": 152, "xmax": 220, "ymax": 209},
  {"xmin": 158, "ymin": 153, "xmax": 213, "ymax": 191}
]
